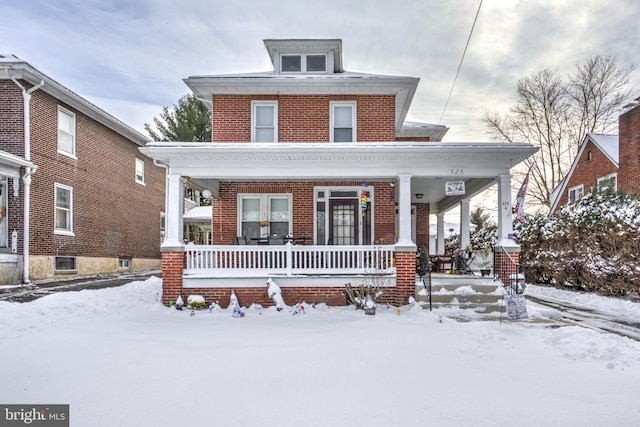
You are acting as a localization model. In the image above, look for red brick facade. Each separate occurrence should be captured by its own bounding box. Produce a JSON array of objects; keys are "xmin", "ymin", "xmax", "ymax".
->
[
  {"xmin": 211, "ymin": 95, "xmax": 396, "ymax": 143},
  {"xmin": 1, "ymin": 78, "xmax": 165, "ymax": 282}
]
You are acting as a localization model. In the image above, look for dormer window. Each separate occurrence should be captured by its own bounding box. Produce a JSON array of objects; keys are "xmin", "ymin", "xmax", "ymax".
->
[{"xmin": 281, "ymin": 54, "xmax": 327, "ymax": 73}]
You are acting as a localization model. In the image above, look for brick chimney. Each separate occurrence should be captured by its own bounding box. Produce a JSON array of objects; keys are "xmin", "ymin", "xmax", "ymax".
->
[{"xmin": 618, "ymin": 100, "xmax": 640, "ymax": 194}]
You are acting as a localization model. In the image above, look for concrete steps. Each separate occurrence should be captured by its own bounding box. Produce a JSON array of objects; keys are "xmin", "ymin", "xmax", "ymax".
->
[{"xmin": 415, "ymin": 274, "xmax": 506, "ymax": 314}]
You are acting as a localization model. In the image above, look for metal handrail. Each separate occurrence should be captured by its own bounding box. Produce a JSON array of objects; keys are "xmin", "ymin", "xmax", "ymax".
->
[{"xmin": 493, "ymin": 245, "xmax": 522, "ymax": 295}]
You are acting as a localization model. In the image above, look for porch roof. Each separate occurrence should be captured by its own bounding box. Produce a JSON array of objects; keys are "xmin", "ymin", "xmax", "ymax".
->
[
  {"xmin": 140, "ymin": 141, "xmax": 538, "ymax": 212},
  {"xmin": 0, "ymin": 149, "xmax": 38, "ymax": 178}
]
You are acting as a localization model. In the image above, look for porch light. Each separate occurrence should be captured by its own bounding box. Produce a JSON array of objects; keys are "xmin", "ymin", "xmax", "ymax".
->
[
  {"xmin": 202, "ymin": 189, "xmax": 212, "ymax": 199},
  {"xmin": 415, "ymin": 194, "xmax": 423, "ymax": 199}
]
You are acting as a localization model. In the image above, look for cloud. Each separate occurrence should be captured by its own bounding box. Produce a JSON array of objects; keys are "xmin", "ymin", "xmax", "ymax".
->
[{"xmin": 3, "ymin": 0, "xmax": 638, "ymax": 141}]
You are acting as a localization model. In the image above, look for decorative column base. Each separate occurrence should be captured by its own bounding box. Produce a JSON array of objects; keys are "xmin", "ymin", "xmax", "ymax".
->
[
  {"xmin": 395, "ymin": 250, "xmax": 416, "ymax": 306},
  {"xmin": 161, "ymin": 251, "xmax": 185, "ymax": 305}
]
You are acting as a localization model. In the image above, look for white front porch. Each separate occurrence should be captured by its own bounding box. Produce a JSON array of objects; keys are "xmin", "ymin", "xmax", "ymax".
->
[{"xmin": 182, "ymin": 243, "xmax": 396, "ymax": 288}]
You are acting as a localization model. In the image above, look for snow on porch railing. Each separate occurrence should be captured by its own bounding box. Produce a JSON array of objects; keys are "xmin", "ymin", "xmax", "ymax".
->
[{"xmin": 184, "ymin": 243, "xmax": 396, "ymax": 276}]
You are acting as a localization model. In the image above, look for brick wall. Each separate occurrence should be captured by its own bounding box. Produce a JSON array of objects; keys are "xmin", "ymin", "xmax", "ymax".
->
[
  {"xmin": 619, "ymin": 104, "xmax": 640, "ymax": 195},
  {"xmin": 212, "ymin": 180, "xmax": 397, "ymax": 245},
  {"xmin": 1, "ymin": 79, "xmax": 165, "ymax": 270},
  {"xmin": 211, "ymin": 95, "xmax": 396, "ymax": 142},
  {"xmin": 161, "ymin": 251, "xmax": 185, "ymax": 304},
  {"xmin": 555, "ymin": 138, "xmax": 618, "ymax": 207}
]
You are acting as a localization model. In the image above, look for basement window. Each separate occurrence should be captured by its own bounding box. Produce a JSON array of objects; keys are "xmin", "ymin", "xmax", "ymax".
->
[{"xmin": 55, "ymin": 256, "xmax": 77, "ymax": 273}]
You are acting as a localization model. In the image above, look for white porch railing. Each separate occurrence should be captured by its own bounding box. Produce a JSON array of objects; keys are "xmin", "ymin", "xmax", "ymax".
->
[{"xmin": 184, "ymin": 244, "xmax": 396, "ymax": 277}]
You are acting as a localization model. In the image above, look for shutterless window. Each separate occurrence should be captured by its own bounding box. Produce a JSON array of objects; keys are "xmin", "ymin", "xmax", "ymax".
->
[
  {"xmin": 252, "ymin": 101, "xmax": 277, "ymax": 142},
  {"xmin": 58, "ymin": 107, "xmax": 76, "ymax": 157},
  {"xmin": 597, "ymin": 174, "xmax": 617, "ymax": 193},
  {"xmin": 135, "ymin": 158, "xmax": 145, "ymax": 184},
  {"xmin": 281, "ymin": 54, "xmax": 327, "ymax": 73},
  {"xmin": 55, "ymin": 184, "xmax": 73, "ymax": 234},
  {"xmin": 306, "ymin": 55, "xmax": 326, "ymax": 72},
  {"xmin": 331, "ymin": 102, "xmax": 356, "ymax": 142},
  {"xmin": 55, "ymin": 256, "xmax": 76, "ymax": 272},
  {"xmin": 281, "ymin": 55, "xmax": 302, "ymax": 72},
  {"xmin": 568, "ymin": 185, "xmax": 584, "ymax": 203}
]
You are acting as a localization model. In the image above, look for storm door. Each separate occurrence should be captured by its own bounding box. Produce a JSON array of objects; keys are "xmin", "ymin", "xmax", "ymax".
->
[{"xmin": 329, "ymin": 199, "xmax": 359, "ymax": 245}]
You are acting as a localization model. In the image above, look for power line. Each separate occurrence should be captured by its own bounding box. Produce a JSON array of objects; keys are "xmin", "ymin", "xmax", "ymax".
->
[{"xmin": 439, "ymin": 0, "xmax": 484, "ymax": 124}]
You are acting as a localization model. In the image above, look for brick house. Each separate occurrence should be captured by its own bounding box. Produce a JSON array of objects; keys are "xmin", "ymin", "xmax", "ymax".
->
[
  {"xmin": 0, "ymin": 54, "xmax": 165, "ymax": 285},
  {"xmin": 140, "ymin": 39, "xmax": 537, "ymax": 307},
  {"xmin": 549, "ymin": 100, "xmax": 640, "ymax": 214}
]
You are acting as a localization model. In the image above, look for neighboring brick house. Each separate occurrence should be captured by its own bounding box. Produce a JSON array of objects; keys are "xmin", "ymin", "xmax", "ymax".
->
[
  {"xmin": 0, "ymin": 54, "xmax": 165, "ymax": 285},
  {"xmin": 141, "ymin": 39, "xmax": 537, "ymax": 307},
  {"xmin": 550, "ymin": 100, "xmax": 640, "ymax": 214}
]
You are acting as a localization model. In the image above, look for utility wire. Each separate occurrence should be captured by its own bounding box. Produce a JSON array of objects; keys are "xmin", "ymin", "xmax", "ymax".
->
[{"xmin": 439, "ymin": 0, "xmax": 483, "ymax": 124}]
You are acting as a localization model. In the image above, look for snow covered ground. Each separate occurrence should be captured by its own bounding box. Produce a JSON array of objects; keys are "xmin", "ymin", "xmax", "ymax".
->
[{"xmin": 1, "ymin": 277, "xmax": 639, "ymax": 427}]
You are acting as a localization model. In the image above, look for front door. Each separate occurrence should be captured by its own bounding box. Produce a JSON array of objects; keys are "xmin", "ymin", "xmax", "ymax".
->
[{"xmin": 329, "ymin": 199, "xmax": 359, "ymax": 245}]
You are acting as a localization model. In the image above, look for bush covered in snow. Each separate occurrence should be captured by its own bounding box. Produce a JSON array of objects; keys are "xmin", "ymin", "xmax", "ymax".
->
[{"xmin": 515, "ymin": 190, "xmax": 640, "ymax": 299}]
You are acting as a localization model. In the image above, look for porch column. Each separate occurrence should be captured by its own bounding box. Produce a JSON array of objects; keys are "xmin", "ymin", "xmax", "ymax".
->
[
  {"xmin": 496, "ymin": 174, "xmax": 519, "ymax": 250},
  {"xmin": 436, "ymin": 213, "xmax": 445, "ymax": 255},
  {"xmin": 395, "ymin": 174, "xmax": 416, "ymax": 306},
  {"xmin": 395, "ymin": 174, "xmax": 415, "ymax": 248},
  {"xmin": 162, "ymin": 173, "xmax": 185, "ymax": 249},
  {"xmin": 459, "ymin": 198, "xmax": 470, "ymax": 250}
]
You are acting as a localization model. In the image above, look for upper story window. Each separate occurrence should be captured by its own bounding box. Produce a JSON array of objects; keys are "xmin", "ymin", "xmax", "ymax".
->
[
  {"xmin": 135, "ymin": 158, "xmax": 145, "ymax": 184},
  {"xmin": 568, "ymin": 184, "xmax": 584, "ymax": 203},
  {"xmin": 597, "ymin": 173, "xmax": 617, "ymax": 193},
  {"xmin": 330, "ymin": 101, "xmax": 356, "ymax": 142},
  {"xmin": 54, "ymin": 183, "xmax": 74, "ymax": 236},
  {"xmin": 281, "ymin": 54, "xmax": 327, "ymax": 73},
  {"xmin": 252, "ymin": 101, "xmax": 278, "ymax": 142},
  {"xmin": 58, "ymin": 106, "xmax": 76, "ymax": 157}
]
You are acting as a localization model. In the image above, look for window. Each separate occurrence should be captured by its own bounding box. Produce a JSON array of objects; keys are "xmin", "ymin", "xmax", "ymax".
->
[
  {"xmin": 280, "ymin": 54, "xmax": 326, "ymax": 73},
  {"xmin": 118, "ymin": 258, "xmax": 131, "ymax": 269},
  {"xmin": 587, "ymin": 150, "xmax": 592, "ymax": 161},
  {"xmin": 597, "ymin": 173, "xmax": 617, "ymax": 193},
  {"xmin": 55, "ymin": 256, "xmax": 76, "ymax": 272},
  {"xmin": 55, "ymin": 184, "xmax": 73, "ymax": 235},
  {"xmin": 330, "ymin": 102, "xmax": 356, "ymax": 142},
  {"xmin": 252, "ymin": 101, "xmax": 278, "ymax": 142},
  {"xmin": 58, "ymin": 107, "xmax": 76, "ymax": 157},
  {"xmin": 568, "ymin": 185, "xmax": 584, "ymax": 203},
  {"xmin": 135, "ymin": 158, "xmax": 145, "ymax": 184},
  {"xmin": 238, "ymin": 194, "xmax": 291, "ymax": 240}
]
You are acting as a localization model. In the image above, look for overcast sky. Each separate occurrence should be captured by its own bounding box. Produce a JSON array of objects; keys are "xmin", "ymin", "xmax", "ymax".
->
[{"xmin": 3, "ymin": 0, "xmax": 639, "ymax": 141}]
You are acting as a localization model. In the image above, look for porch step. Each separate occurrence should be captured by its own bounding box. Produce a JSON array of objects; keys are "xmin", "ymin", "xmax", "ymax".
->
[{"xmin": 415, "ymin": 274, "xmax": 506, "ymax": 315}]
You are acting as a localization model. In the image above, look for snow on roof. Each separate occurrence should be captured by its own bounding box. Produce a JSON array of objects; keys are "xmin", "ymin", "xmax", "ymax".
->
[
  {"xmin": 183, "ymin": 206, "xmax": 212, "ymax": 223},
  {"xmin": 588, "ymin": 133, "xmax": 619, "ymax": 164}
]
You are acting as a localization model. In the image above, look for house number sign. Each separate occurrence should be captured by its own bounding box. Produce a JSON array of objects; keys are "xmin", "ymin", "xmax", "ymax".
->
[{"xmin": 445, "ymin": 181, "xmax": 466, "ymax": 196}]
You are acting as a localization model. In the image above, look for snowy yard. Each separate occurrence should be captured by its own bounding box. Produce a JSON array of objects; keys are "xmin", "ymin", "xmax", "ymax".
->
[{"xmin": 1, "ymin": 277, "xmax": 639, "ymax": 427}]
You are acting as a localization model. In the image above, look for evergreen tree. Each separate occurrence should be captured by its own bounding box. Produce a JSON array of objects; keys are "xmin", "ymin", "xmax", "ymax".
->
[{"xmin": 145, "ymin": 94, "xmax": 211, "ymax": 142}]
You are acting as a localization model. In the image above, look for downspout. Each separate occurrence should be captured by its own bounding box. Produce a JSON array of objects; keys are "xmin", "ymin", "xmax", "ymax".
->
[{"xmin": 11, "ymin": 77, "xmax": 44, "ymax": 284}]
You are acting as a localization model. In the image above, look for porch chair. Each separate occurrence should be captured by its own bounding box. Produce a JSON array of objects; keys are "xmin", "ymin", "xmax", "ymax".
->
[{"xmin": 232, "ymin": 236, "xmax": 247, "ymax": 245}]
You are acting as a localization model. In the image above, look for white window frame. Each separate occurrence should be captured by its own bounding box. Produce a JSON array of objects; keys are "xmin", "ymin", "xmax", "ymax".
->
[
  {"xmin": 280, "ymin": 54, "xmax": 327, "ymax": 73},
  {"xmin": 330, "ymin": 101, "xmax": 356, "ymax": 143},
  {"xmin": 568, "ymin": 184, "xmax": 584, "ymax": 203},
  {"xmin": 54, "ymin": 183, "xmax": 74, "ymax": 236},
  {"xmin": 597, "ymin": 173, "xmax": 617, "ymax": 193},
  {"xmin": 251, "ymin": 101, "xmax": 278, "ymax": 143},
  {"xmin": 135, "ymin": 158, "xmax": 145, "ymax": 184},
  {"xmin": 57, "ymin": 106, "xmax": 76, "ymax": 158},
  {"xmin": 237, "ymin": 194, "xmax": 292, "ymax": 239},
  {"xmin": 118, "ymin": 258, "xmax": 132, "ymax": 269}
]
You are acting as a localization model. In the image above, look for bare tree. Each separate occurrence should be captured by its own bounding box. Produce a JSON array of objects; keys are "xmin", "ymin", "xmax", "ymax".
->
[{"xmin": 483, "ymin": 55, "xmax": 634, "ymax": 211}]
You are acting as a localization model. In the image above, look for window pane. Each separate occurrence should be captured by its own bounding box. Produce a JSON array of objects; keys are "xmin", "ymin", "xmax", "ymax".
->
[
  {"xmin": 256, "ymin": 105, "xmax": 274, "ymax": 126},
  {"xmin": 242, "ymin": 222, "xmax": 260, "ymax": 239},
  {"xmin": 333, "ymin": 128, "xmax": 353, "ymax": 142},
  {"xmin": 255, "ymin": 128, "xmax": 274, "ymax": 143},
  {"xmin": 270, "ymin": 198, "xmax": 289, "ymax": 221},
  {"xmin": 334, "ymin": 106, "xmax": 352, "ymax": 127},
  {"xmin": 55, "ymin": 208, "xmax": 68, "ymax": 229},
  {"xmin": 56, "ymin": 187, "xmax": 70, "ymax": 209},
  {"xmin": 282, "ymin": 55, "xmax": 301, "ymax": 72},
  {"xmin": 306, "ymin": 55, "xmax": 326, "ymax": 72},
  {"xmin": 242, "ymin": 198, "xmax": 260, "ymax": 221},
  {"xmin": 58, "ymin": 110, "xmax": 73, "ymax": 133},
  {"xmin": 58, "ymin": 131, "xmax": 74, "ymax": 153}
]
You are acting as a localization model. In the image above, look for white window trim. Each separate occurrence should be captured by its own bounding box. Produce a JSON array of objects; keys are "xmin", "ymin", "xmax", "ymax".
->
[
  {"xmin": 237, "ymin": 193, "xmax": 292, "ymax": 237},
  {"xmin": 135, "ymin": 158, "xmax": 145, "ymax": 185},
  {"xmin": 568, "ymin": 184, "xmax": 584, "ymax": 203},
  {"xmin": 330, "ymin": 101, "xmax": 357, "ymax": 143},
  {"xmin": 280, "ymin": 53, "xmax": 327, "ymax": 74},
  {"xmin": 54, "ymin": 256, "xmax": 77, "ymax": 272},
  {"xmin": 54, "ymin": 183, "xmax": 74, "ymax": 236},
  {"xmin": 251, "ymin": 101, "xmax": 278, "ymax": 143},
  {"xmin": 597, "ymin": 173, "xmax": 617, "ymax": 192},
  {"xmin": 57, "ymin": 106, "xmax": 77, "ymax": 159}
]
